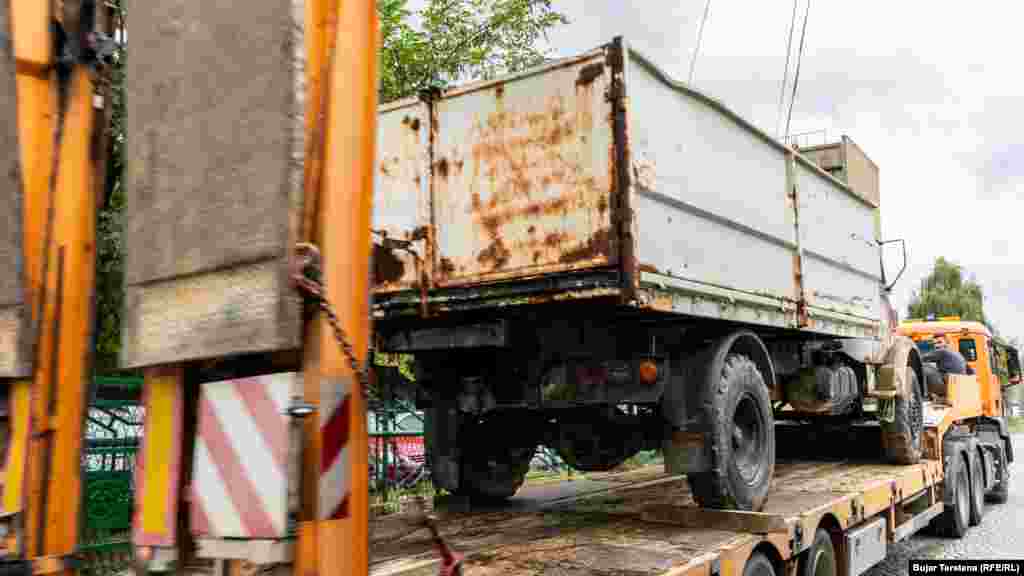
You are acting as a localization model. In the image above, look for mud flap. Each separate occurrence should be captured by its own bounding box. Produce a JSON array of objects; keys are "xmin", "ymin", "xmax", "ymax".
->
[{"xmin": 424, "ymin": 397, "xmax": 460, "ymax": 491}]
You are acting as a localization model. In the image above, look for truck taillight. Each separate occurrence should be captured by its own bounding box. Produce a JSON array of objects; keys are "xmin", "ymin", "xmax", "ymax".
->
[{"xmin": 639, "ymin": 360, "xmax": 658, "ymax": 384}]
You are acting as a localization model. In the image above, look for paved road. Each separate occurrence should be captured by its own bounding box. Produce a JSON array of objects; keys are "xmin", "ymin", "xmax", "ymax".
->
[{"xmin": 867, "ymin": 434, "xmax": 1024, "ymax": 575}]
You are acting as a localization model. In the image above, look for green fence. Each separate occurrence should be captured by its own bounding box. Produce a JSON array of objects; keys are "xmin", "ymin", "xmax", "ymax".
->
[{"xmin": 79, "ymin": 376, "xmax": 143, "ymax": 573}]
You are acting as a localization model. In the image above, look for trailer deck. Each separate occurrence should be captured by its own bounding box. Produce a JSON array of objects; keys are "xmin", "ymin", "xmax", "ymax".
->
[{"xmin": 370, "ymin": 451, "xmax": 945, "ymax": 576}]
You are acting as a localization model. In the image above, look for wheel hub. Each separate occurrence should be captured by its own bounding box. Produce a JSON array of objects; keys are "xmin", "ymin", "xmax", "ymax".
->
[{"xmin": 733, "ymin": 393, "xmax": 765, "ymax": 484}]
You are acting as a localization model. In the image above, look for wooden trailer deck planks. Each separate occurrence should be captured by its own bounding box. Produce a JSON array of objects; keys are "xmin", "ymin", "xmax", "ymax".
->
[{"xmin": 369, "ymin": 457, "xmax": 944, "ymax": 576}]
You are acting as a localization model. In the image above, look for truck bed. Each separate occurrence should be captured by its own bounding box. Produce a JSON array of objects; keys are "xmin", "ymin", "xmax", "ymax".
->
[
  {"xmin": 370, "ymin": 455, "xmax": 944, "ymax": 576},
  {"xmin": 371, "ymin": 36, "xmax": 883, "ymax": 341}
]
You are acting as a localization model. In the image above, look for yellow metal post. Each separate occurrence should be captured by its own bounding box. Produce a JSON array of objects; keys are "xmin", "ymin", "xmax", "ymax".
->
[
  {"xmin": 296, "ymin": 1, "xmax": 379, "ymax": 576},
  {"xmin": 11, "ymin": 0, "xmax": 100, "ymax": 571}
]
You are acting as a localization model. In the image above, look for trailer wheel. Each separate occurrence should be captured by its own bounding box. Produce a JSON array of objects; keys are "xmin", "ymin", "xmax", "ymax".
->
[
  {"xmin": 798, "ymin": 529, "xmax": 837, "ymax": 576},
  {"xmin": 458, "ymin": 418, "xmax": 536, "ymax": 501},
  {"xmin": 936, "ymin": 449, "xmax": 971, "ymax": 538},
  {"xmin": 968, "ymin": 445, "xmax": 986, "ymax": 526},
  {"xmin": 689, "ymin": 353, "xmax": 774, "ymax": 511},
  {"xmin": 743, "ymin": 551, "xmax": 776, "ymax": 576},
  {"xmin": 880, "ymin": 368, "xmax": 923, "ymax": 465}
]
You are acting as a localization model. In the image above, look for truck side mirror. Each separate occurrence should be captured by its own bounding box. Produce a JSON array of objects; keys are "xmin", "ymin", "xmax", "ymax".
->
[
  {"xmin": 878, "ymin": 238, "xmax": 907, "ymax": 292},
  {"xmin": 1005, "ymin": 347, "xmax": 1022, "ymax": 388}
]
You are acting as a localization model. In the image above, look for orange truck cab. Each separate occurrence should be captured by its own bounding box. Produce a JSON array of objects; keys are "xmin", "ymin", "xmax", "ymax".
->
[{"xmin": 897, "ymin": 316, "xmax": 1022, "ymax": 419}]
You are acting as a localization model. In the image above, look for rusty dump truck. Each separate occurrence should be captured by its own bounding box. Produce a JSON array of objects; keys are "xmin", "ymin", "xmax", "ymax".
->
[{"xmin": 370, "ymin": 36, "xmax": 928, "ymax": 512}]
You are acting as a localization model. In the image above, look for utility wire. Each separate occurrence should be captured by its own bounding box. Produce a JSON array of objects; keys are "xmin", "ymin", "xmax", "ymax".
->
[
  {"xmin": 784, "ymin": 0, "xmax": 811, "ymax": 142},
  {"xmin": 688, "ymin": 0, "xmax": 713, "ymax": 85},
  {"xmin": 776, "ymin": 0, "xmax": 799, "ymax": 139}
]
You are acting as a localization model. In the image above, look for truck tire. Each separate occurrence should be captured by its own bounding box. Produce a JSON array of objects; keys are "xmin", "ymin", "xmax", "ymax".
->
[
  {"xmin": 935, "ymin": 448, "xmax": 971, "ymax": 538},
  {"xmin": 689, "ymin": 354, "xmax": 774, "ymax": 511},
  {"xmin": 968, "ymin": 442, "xmax": 986, "ymax": 526},
  {"xmin": 743, "ymin": 551, "xmax": 776, "ymax": 576},
  {"xmin": 880, "ymin": 369, "xmax": 923, "ymax": 465},
  {"xmin": 798, "ymin": 528, "xmax": 837, "ymax": 576},
  {"xmin": 458, "ymin": 418, "xmax": 536, "ymax": 501}
]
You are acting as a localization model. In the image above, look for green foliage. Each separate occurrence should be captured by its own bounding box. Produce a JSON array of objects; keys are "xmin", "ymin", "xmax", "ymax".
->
[
  {"xmin": 94, "ymin": 1, "xmax": 127, "ymax": 375},
  {"xmin": 377, "ymin": 0, "xmax": 569, "ymax": 103},
  {"xmin": 907, "ymin": 257, "xmax": 989, "ymax": 328}
]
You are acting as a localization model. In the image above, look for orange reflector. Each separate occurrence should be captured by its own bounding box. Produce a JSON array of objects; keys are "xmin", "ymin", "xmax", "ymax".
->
[{"xmin": 639, "ymin": 360, "xmax": 658, "ymax": 384}]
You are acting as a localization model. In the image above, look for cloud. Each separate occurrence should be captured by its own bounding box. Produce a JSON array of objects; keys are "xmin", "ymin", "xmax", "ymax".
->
[{"xmin": 538, "ymin": 1, "xmax": 1024, "ymax": 341}]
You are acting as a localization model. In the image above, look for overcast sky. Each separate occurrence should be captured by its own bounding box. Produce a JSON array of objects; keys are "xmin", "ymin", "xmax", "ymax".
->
[{"xmin": 530, "ymin": 1, "xmax": 1023, "ymax": 341}]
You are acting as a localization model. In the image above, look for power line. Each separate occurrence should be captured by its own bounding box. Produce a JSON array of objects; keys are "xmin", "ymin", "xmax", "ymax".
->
[
  {"xmin": 784, "ymin": 0, "xmax": 811, "ymax": 142},
  {"xmin": 776, "ymin": 0, "xmax": 799, "ymax": 139},
  {"xmin": 688, "ymin": 0, "xmax": 713, "ymax": 85}
]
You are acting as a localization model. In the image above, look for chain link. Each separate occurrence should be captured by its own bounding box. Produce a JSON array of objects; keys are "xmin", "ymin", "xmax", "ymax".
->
[
  {"xmin": 291, "ymin": 243, "xmax": 375, "ymax": 403},
  {"xmin": 290, "ymin": 243, "xmax": 461, "ymax": 575}
]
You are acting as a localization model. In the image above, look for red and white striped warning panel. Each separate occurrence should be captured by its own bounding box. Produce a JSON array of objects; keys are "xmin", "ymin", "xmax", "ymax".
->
[
  {"xmin": 190, "ymin": 372, "xmax": 298, "ymax": 539},
  {"xmin": 319, "ymin": 374, "xmax": 352, "ymax": 520}
]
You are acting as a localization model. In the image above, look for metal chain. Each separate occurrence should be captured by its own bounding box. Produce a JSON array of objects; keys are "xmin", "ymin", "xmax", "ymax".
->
[
  {"xmin": 291, "ymin": 243, "xmax": 375, "ymax": 402},
  {"xmin": 290, "ymin": 243, "xmax": 462, "ymax": 575}
]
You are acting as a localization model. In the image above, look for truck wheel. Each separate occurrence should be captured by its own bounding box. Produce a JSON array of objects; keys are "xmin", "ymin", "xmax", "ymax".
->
[
  {"xmin": 689, "ymin": 354, "xmax": 774, "ymax": 511},
  {"xmin": 936, "ymin": 449, "xmax": 971, "ymax": 538},
  {"xmin": 798, "ymin": 529, "xmax": 837, "ymax": 576},
  {"xmin": 880, "ymin": 369, "xmax": 923, "ymax": 465},
  {"xmin": 968, "ymin": 445, "xmax": 986, "ymax": 526},
  {"xmin": 458, "ymin": 418, "xmax": 536, "ymax": 501},
  {"xmin": 743, "ymin": 551, "xmax": 776, "ymax": 576}
]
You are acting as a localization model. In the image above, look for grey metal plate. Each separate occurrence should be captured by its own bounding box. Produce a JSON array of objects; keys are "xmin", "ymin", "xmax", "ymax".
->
[
  {"xmin": 0, "ymin": 2, "xmax": 29, "ymax": 377},
  {"xmin": 846, "ymin": 516, "xmax": 888, "ymax": 576},
  {"xmin": 121, "ymin": 0, "xmax": 305, "ymax": 368}
]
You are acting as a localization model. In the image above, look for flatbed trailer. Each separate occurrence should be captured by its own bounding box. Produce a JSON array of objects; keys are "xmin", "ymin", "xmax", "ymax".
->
[{"xmin": 368, "ymin": 413, "xmax": 1013, "ymax": 576}]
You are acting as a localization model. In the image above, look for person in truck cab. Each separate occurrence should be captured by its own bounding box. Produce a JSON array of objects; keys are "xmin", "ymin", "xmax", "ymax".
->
[{"xmin": 921, "ymin": 336, "xmax": 974, "ymax": 397}]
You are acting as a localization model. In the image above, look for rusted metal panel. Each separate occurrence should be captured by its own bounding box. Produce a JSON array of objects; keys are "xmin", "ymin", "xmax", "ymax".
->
[
  {"xmin": 373, "ymin": 99, "xmax": 431, "ymax": 293},
  {"xmin": 372, "ymin": 37, "xmax": 887, "ymax": 341},
  {"xmin": 0, "ymin": 0, "xmax": 29, "ymax": 378},
  {"xmin": 121, "ymin": 0, "xmax": 305, "ymax": 368},
  {"xmin": 422, "ymin": 51, "xmax": 617, "ymax": 287}
]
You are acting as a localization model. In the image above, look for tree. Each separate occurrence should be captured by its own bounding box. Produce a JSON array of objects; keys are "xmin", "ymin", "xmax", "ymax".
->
[
  {"xmin": 906, "ymin": 257, "xmax": 989, "ymax": 328},
  {"xmin": 378, "ymin": 0, "xmax": 568, "ymax": 103},
  {"xmin": 92, "ymin": 0, "xmax": 569, "ymax": 373}
]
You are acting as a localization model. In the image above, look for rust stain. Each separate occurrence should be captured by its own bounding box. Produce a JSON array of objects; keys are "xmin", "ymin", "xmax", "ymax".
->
[
  {"xmin": 544, "ymin": 232, "xmax": 568, "ymax": 248},
  {"xmin": 533, "ymin": 251, "xmax": 541, "ymax": 263},
  {"xmin": 478, "ymin": 238, "xmax": 511, "ymax": 269},
  {"xmin": 527, "ymin": 225, "xmax": 536, "ymax": 235},
  {"xmin": 495, "ymin": 84, "xmax": 505, "ymax": 99},
  {"xmin": 575, "ymin": 62, "xmax": 605, "ymax": 87},
  {"xmin": 471, "ymin": 192, "xmax": 482, "ymax": 211},
  {"xmin": 455, "ymin": 159, "xmax": 465, "ymax": 174},
  {"xmin": 477, "ymin": 196, "xmax": 572, "ymax": 234},
  {"xmin": 410, "ymin": 117, "xmax": 420, "ymax": 131},
  {"xmin": 439, "ymin": 257, "xmax": 456, "ymax": 277},
  {"xmin": 559, "ymin": 228, "xmax": 611, "ymax": 264},
  {"xmin": 373, "ymin": 244, "xmax": 405, "ymax": 285},
  {"xmin": 436, "ymin": 157, "xmax": 450, "ymax": 179},
  {"xmin": 638, "ymin": 263, "xmax": 659, "ymax": 274}
]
